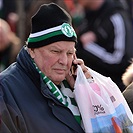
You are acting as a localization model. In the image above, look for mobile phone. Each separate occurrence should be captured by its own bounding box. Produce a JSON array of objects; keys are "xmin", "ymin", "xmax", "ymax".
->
[{"xmin": 71, "ymin": 62, "xmax": 77, "ymax": 80}]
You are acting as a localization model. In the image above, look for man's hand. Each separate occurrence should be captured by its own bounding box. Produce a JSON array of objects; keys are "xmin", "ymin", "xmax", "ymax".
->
[{"xmin": 66, "ymin": 57, "xmax": 91, "ymax": 89}]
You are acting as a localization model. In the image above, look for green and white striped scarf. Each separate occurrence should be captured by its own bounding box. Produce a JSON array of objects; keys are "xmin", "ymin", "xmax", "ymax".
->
[{"xmin": 33, "ymin": 62, "xmax": 82, "ymax": 125}]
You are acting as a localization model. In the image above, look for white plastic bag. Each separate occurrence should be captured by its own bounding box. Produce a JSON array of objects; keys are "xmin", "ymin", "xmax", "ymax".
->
[{"xmin": 74, "ymin": 65, "xmax": 133, "ymax": 133}]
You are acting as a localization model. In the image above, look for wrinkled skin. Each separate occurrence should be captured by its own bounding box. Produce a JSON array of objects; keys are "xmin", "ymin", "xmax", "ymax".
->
[{"xmin": 28, "ymin": 41, "xmax": 90, "ymax": 88}]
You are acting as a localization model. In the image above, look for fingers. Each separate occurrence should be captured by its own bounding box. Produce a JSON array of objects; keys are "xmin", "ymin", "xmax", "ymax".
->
[
  {"xmin": 84, "ymin": 67, "xmax": 92, "ymax": 79},
  {"xmin": 67, "ymin": 58, "xmax": 91, "ymax": 88},
  {"xmin": 73, "ymin": 58, "xmax": 91, "ymax": 79}
]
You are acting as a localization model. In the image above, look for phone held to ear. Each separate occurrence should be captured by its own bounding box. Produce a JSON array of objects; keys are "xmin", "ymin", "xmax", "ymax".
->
[{"xmin": 71, "ymin": 62, "xmax": 77, "ymax": 80}]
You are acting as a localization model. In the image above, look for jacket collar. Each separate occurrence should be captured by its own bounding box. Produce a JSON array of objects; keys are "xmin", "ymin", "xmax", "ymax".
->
[{"xmin": 16, "ymin": 45, "xmax": 41, "ymax": 89}]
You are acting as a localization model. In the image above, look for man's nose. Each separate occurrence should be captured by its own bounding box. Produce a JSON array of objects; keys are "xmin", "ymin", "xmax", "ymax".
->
[{"xmin": 58, "ymin": 53, "xmax": 68, "ymax": 65}]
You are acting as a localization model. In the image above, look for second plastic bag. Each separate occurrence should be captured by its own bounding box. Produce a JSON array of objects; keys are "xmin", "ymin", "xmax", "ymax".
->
[{"xmin": 74, "ymin": 65, "xmax": 133, "ymax": 133}]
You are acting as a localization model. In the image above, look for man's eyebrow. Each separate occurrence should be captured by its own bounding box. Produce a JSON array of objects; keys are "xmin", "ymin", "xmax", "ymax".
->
[
  {"xmin": 50, "ymin": 46, "xmax": 60, "ymax": 49},
  {"xmin": 50, "ymin": 46, "xmax": 75, "ymax": 51}
]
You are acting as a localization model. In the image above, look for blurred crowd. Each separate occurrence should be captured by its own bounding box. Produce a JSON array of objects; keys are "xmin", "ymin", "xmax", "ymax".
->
[{"xmin": 0, "ymin": 0, "xmax": 133, "ymax": 110}]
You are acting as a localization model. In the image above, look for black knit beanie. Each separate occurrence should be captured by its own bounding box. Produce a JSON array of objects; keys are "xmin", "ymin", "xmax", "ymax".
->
[{"xmin": 27, "ymin": 3, "xmax": 77, "ymax": 48}]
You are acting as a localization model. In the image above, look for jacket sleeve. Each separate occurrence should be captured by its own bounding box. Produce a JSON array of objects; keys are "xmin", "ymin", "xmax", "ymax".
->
[
  {"xmin": 85, "ymin": 13, "xmax": 126, "ymax": 65},
  {"xmin": 0, "ymin": 85, "xmax": 22, "ymax": 133},
  {"xmin": 0, "ymin": 90, "xmax": 18, "ymax": 133}
]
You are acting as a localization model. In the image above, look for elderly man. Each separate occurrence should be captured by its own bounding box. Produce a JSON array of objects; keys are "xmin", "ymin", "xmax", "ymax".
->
[{"xmin": 0, "ymin": 3, "xmax": 90, "ymax": 133}]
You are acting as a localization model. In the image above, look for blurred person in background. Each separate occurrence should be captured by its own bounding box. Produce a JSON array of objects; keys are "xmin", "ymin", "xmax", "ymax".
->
[
  {"xmin": 74, "ymin": 0, "xmax": 133, "ymax": 92},
  {"xmin": 0, "ymin": 18, "xmax": 21, "ymax": 72},
  {"xmin": 0, "ymin": 0, "xmax": 19, "ymax": 33},
  {"xmin": 115, "ymin": 0, "xmax": 133, "ymax": 27},
  {"xmin": 122, "ymin": 59, "xmax": 133, "ymax": 112}
]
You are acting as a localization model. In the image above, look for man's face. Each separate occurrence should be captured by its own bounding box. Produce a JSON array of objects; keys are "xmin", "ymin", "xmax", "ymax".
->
[{"xmin": 29, "ymin": 41, "xmax": 75, "ymax": 85}]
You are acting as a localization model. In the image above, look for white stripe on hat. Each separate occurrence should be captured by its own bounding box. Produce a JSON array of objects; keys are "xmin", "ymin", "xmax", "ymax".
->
[{"xmin": 29, "ymin": 25, "xmax": 62, "ymax": 38}]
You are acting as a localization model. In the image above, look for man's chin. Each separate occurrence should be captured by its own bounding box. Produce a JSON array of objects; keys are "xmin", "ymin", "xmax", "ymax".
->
[{"xmin": 51, "ymin": 75, "xmax": 65, "ymax": 84}]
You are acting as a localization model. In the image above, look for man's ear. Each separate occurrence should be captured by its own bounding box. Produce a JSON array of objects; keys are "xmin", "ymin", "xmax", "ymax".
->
[{"xmin": 28, "ymin": 48, "xmax": 35, "ymax": 58}]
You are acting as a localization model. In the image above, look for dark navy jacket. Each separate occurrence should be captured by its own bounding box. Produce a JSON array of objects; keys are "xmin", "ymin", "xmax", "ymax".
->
[{"xmin": 0, "ymin": 46, "xmax": 84, "ymax": 133}]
